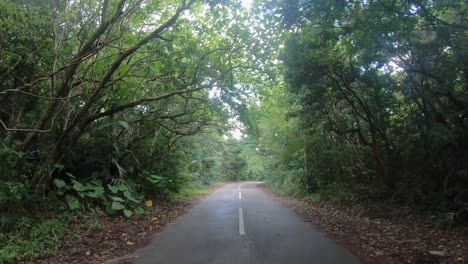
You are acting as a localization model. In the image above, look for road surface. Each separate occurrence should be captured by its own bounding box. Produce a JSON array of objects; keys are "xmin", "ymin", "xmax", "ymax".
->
[{"xmin": 134, "ymin": 182, "xmax": 359, "ymax": 264}]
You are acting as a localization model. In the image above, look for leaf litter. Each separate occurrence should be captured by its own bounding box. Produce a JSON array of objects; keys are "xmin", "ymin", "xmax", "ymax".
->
[{"xmin": 259, "ymin": 184, "xmax": 468, "ymax": 264}]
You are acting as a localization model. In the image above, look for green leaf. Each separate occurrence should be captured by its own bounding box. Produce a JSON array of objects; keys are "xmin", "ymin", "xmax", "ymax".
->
[
  {"xmin": 108, "ymin": 183, "xmax": 129, "ymax": 193},
  {"xmin": 65, "ymin": 194, "xmax": 79, "ymax": 210},
  {"xmin": 65, "ymin": 172, "xmax": 76, "ymax": 179},
  {"xmin": 116, "ymin": 184, "xmax": 129, "ymax": 192},
  {"xmin": 54, "ymin": 163, "xmax": 64, "ymax": 170},
  {"xmin": 53, "ymin": 179, "xmax": 66, "ymax": 188},
  {"xmin": 108, "ymin": 184, "xmax": 119, "ymax": 194},
  {"xmin": 72, "ymin": 181, "xmax": 90, "ymax": 192},
  {"xmin": 86, "ymin": 186, "xmax": 104, "ymax": 198},
  {"xmin": 87, "ymin": 192, "xmax": 98, "ymax": 198},
  {"xmin": 150, "ymin": 175, "xmax": 163, "ymax": 180},
  {"xmin": 93, "ymin": 186, "xmax": 105, "ymax": 197},
  {"xmin": 123, "ymin": 209, "xmax": 132, "ymax": 218},
  {"xmin": 118, "ymin": 121, "xmax": 130, "ymax": 130},
  {"xmin": 146, "ymin": 175, "xmax": 163, "ymax": 184},
  {"xmin": 134, "ymin": 207, "xmax": 145, "ymax": 215},
  {"xmin": 123, "ymin": 190, "xmax": 140, "ymax": 203},
  {"xmin": 105, "ymin": 204, "xmax": 117, "ymax": 214},
  {"xmin": 110, "ymin": 196, "xmax": 125, "ymax": 202},
  {"xmin": 111, "ymin": 201, "xmax": 125, "ymax": 210},
  {"xmin": 90, "ymin": 178, "xmax": 103, "ymax": 186}
]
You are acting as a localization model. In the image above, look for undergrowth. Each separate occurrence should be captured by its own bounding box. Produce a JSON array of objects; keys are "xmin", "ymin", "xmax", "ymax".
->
[
  {"xmin": 0, "ymin": 210, "xmax": 110, "ymax": 263},
  {"xmin": 0, "ymin": 181, "xmax": 215, "ymax": 263}
]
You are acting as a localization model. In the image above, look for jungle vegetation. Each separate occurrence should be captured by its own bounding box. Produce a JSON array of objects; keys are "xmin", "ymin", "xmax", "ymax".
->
[{"xmin": 1, "ymin": 0, "xmax": 467, "ymax": 262}]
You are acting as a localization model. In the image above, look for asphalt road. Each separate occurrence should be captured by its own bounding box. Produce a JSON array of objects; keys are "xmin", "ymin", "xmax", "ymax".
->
[{"xmin": 134, "ymin": 182, "xmax": 360, "ymax": 264}]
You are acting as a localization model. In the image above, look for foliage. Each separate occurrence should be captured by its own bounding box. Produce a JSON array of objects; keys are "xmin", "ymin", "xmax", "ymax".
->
[
  {"xmin": 0, "ymin": 210, "xmax": 107, "ymax": 263},
  {"xmin": 171, "ymin": 186, "xmax": 212, "ymax": 200},
  {"xmin": 222, "ymin": 138, "xmax": 248, "ymax": 181},
  {"xmin": 237, "ymin": 0, "xmax": 468, "ymax": 224},
  {"xmin": 240, "ymin": 84, "xmax": 307, "ymax": 195},
  {"xmin": 0, "ymin": 0, "xmax": 262, "ymax": 211},
  {"xmin": 0, "ymin": 214, "xmax": 69, "ymax": 263},
  {"xmin": 0, "ymin": 0, "xmax": 273, "ymax": 261},
  {"xmin": 2, "ymin": 0, "xmax": 467, "ymax": 262}
]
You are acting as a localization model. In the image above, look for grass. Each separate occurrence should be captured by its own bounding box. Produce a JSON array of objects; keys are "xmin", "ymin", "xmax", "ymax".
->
[
  {"xmin": 304, "ymin": 193, "xmax": 321, "ymax": 203},
  {"xmin": 171, "ymin": 186, "xmax": 211, "ymax": 200}
]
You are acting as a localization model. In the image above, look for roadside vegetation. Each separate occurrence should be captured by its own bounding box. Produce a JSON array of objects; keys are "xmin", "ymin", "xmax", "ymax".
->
[
  {"xmin": 0, "ymin": 0, "xmax": 263, "ymax": 262},
  {"xmin": 1, "ymin": 0, "xmax": 467, "ymax": 263},
  {"xmin": 241, "ymin": 0, "xmax": 468, "ymax": 226}
]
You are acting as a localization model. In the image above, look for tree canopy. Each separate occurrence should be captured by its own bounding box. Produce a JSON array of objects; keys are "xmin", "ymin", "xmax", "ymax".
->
[
  {"xmin": 242, "ymin": 0, "xmax": 468, "ymax": 221},
  {"xmin": 1, "ymin": 0, "xmax": 467, "ymax": 261}
]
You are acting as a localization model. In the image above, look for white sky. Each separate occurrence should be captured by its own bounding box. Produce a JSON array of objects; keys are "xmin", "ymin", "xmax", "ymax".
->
[
  {"xmin": 224, "ymin": 126, "xmax": 244, "ymax": 140},
  {"xmin": 241, "ymin": 0, "xmax": 252, "ymax": 9}
]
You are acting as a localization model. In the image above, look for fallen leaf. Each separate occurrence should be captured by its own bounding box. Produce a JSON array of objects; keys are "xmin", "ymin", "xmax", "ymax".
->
[{"xmin": 429, "ymin": 250, "xmax": 447, "ymax": 257}]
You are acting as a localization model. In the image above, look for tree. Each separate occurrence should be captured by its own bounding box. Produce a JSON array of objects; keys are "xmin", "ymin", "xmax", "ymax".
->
[
  {"xmin": 243, "ymin": 0, "xmax": 468, "ymax": 219},
  {"xmin": 0, "ymin": 0, "xmax": 268, "ymax": 212}
]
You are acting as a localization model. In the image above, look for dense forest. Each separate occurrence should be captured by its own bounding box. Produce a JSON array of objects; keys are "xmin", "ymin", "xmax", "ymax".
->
[
  {"xmin": 244, "ymin": 0, "xmax": 468, "ymax": 212},
  {"xmin": 244, "ymin": 0, "xmax": 468, "ymax": 216},
  {"xmin": 1, "ymin": 0, "xmax": 467, "ymax": 262}
]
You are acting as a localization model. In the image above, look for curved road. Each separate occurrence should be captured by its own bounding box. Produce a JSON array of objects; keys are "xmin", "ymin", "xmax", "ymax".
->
[{"xmin": 134, "ymin": 182, "xmax": 359, "ymax": 264}]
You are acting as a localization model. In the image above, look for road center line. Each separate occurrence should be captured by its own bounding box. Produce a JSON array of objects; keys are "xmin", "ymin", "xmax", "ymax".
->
[
  {"xmin": 239, "ymin": 208, "xmax": 245, "ymax": 235},
  {"xmin": 239, "ymin": 191, "xmax": 242, "ymax": 199}
]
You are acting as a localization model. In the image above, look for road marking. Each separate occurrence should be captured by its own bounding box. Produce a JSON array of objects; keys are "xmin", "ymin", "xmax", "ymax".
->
[
  {"xmin": 239, "ymin": 191, "xmax": 242, "ymax": 199},
  {"xmin": 239, "ymin": 208, "xmax": 245, "ymax": 235},
  {"xmin": 238, "ymin": 186, "xmax": 241, "ymax": 190}
]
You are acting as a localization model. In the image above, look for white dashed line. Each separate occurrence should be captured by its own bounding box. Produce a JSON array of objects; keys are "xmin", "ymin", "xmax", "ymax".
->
[
  {"xmin": 239, "ymin": 192, "xmax": 242, "ymax": 199},
  {"xmin": 239, "ymin": 208, "xmax": 245, "ymax": 235}
]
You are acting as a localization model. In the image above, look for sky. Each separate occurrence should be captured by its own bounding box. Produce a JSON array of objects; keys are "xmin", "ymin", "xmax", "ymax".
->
[{"xmin": 241, "ymin": 0, "xmax": 253, "ymax": 9}]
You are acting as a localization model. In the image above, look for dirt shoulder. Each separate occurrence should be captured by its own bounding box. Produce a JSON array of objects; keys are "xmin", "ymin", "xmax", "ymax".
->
[
  {"xmin": 258, "ymin": 184, "xmax": 468, "ymax": 264},
  {"xmin": 23, "ymin": 184, "xmax": 223, "ymax": 264}
]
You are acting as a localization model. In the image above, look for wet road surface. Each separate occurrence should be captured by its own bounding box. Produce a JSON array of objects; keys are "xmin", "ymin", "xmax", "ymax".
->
[{"xmin": 134, "ymin": 182, "xmax": 359, "ymax": 264}]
